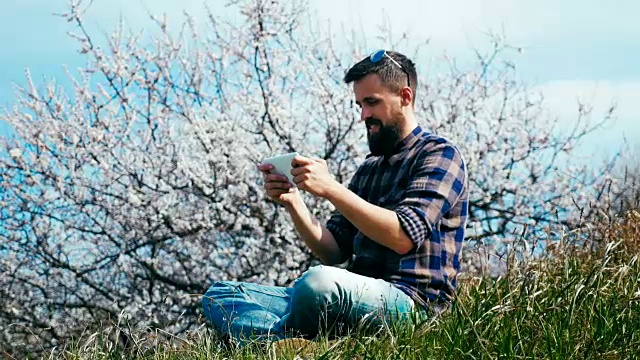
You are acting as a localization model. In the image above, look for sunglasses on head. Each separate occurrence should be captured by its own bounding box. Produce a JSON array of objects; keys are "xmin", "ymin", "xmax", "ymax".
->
[{"xmin": 369, "ymin": 49, "xmax": 411, "ymax": 88}]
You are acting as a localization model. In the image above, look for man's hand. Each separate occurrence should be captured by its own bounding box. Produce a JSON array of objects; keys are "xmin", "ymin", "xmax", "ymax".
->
[
  {"xmin": 258, "ymin": 164, "xmax": 302, "ymax": 207},
  {"xmin": 291, "ymin": 156, "xmax": 339, "ymax": 199},
  {"xmin": 260, "ymin": 158, "xmax": 344, "ymax": 264}
]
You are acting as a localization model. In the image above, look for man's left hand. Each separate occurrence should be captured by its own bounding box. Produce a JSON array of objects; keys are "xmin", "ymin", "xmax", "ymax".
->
[{"xmin": 291, "ymin": 155, "xmax": 339, "ymax": 199}]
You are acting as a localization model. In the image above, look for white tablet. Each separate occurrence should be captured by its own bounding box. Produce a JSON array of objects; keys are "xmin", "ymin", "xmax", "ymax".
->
[{"xmin": 262, "ymin": 152, "xmax": 299, "ymax": 184}]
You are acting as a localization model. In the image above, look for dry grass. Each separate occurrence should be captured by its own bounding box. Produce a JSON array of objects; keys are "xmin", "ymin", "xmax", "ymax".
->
[{"xmin": 8, "ymin": 210, "xmax": 640, "ymax": 359}]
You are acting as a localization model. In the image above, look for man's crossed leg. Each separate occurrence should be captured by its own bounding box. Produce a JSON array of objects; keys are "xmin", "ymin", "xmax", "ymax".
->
[{"xmin": 201, "ymin": 265, "xmax": 415, "ymax": 343}]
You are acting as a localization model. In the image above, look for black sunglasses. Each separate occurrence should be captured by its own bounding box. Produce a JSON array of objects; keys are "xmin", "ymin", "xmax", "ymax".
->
[{"xmin": 369, "ymin": 49, "xmax": 411, "ymax": 88}]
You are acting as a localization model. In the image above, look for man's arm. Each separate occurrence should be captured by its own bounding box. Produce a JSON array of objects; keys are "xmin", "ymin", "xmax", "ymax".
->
[
  {"xmin": 284, "ymin": 196, "xmax": 345, "ymax": 265},
  {"xmin": 326, "ymin": 143, "xmax": 466, "ymax": 254},
  {"xmin": 290, "ymin": 146, "xmax": 466, "ymax": 256},
  {"xmin": 289, "ymin": 156, "xmax": 412, "ymax": 255},
  {"xmin": 325, "ymin": 186, "xmax": 414, "ymax": 254},
  {"xmin": 259, "ymin": 162, "xmax": 344, "ymax": 265}
]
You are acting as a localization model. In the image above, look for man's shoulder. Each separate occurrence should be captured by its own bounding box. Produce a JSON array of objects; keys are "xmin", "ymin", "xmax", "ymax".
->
[
  {"xmin": 416, "ymin": 130, "xmax": 459, "ymax": 151},
  {"xmin": 412, "ymin": 131, "xmax": 465, "ymax": 162}
]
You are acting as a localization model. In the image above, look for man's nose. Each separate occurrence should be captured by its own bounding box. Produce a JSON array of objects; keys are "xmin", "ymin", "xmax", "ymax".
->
[{"xmin": 360, "ymin": 108, "xmax": 371, "ymax": 122}]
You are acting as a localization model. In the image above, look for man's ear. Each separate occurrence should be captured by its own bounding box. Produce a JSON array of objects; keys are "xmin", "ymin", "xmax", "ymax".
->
[{"xmin": 400, "ymin": 87, "xmax": 413, "ymax": 107}]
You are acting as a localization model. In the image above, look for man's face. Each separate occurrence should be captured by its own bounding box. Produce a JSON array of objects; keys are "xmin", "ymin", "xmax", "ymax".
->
[{"xmin": 353, "ymin": 74, "xmax": 405, "ymax": 156}]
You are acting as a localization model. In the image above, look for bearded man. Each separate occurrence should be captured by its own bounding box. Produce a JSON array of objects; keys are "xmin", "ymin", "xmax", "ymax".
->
[{"xmin": 202, "ymin": 49, "xmax": 469, "ymax": 342}]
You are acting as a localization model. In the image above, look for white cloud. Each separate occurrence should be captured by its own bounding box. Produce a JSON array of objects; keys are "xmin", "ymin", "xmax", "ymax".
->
[
  {"xmin": 533, "ymin": 80, "xmax": 640, "ymax": 158},
  {"xmin": 13, "ymin": 0, "xmax": 634, "ymax": 63},
  {"xmin": 75, "ymin": 0, "xmax": 221, "ymax": 33},
  {"xmin": 29, "ymin": 2, "xmax": 640, "ymax": 142},
  {"xmin": 309, "ymin": 0, "xmax": 640, "ymax": 52},
  {"xmin": 536, "ymin": 80, "xmax": 640, "ymax": 125}
]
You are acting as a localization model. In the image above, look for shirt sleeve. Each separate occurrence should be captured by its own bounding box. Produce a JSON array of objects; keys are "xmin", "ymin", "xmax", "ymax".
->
[
  {"xmin": 325, "ymin": 169, "xmax": 362, "ymax": 262},
  {"xmin": 395, "ymin": 141, "xmax": 467, "ymax": 248}
]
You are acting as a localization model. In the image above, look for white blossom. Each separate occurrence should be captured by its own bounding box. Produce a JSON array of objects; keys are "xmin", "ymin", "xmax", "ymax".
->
[
  {"xmin": 0, "ymin": 0, "xmax": 625, "ymax": 356},
  {"xmin": 8, "ymin": 148, "xmax": 21, "ymax": 159}
]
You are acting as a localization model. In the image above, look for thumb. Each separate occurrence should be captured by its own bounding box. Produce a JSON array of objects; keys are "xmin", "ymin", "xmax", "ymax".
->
[{"xmin": 292, "ymin": 155, "xmax": 313, "ymax": 167}]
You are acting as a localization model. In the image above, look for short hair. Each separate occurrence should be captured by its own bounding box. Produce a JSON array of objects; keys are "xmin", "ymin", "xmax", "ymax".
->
[{"xmin": 343, "ymin": 50, "xmax": 418, "ymax": 103}]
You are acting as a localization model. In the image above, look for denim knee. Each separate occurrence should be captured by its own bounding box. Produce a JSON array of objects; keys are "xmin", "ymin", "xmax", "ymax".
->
[
  {"xmin": 202, "ymin": 281, "xmax": 237, "ymax": 312},
  {"xmin": 285, "ymin": 266, "xmax": 342, "ymax": 336},
  {"xmin": 290, "ymin": 265, "xmax": 345, "ymax": 317},
  {"xmin": 295, "ymin": 265, "xmax": 339, "ymax": 299}
]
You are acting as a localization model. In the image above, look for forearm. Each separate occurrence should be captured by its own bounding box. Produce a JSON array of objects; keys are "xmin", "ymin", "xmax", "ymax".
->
[
  {"xmin": 285, "ymin": 198, "xmax": 344, "ymax": 265},
  {"xmin": 326, "ymin": 182, "xmax": 413, "ymax": 254}
]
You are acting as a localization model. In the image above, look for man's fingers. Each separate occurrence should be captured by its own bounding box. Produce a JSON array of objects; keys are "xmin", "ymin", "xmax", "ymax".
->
[
  {"xmin": 265, "ymin": 181, "xmax": 292, "ymax": 190},
  {"xmin": 292, "ymin": 173, "xmax": 310, "ymax": 185},
  {"xmin": 290, "ymin": 165, "xmax": 311, "ymax": 176},
  {"xmin": 292, "ymin": 155, "xmax": 314, "ymax": 167},
  {"xmin": 264, "ymin": 173, "xmax": 289, "ymax": 182},
  {"xmin": 266, "ymin": 189, "xmax": 288, "ymax": 198},
  {"xmin": 296, "ymin": 182, "xmax": 307, "ymax": 192}
]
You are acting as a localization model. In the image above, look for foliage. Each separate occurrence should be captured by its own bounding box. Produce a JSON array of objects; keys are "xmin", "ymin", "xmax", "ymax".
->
[
  {"xmin": 8, "ymin": 210, "xmax": 640, "ymax": 359},
  {"xmin": 0, "ymin": 0, "xmax": 624, "ymax": 355}
]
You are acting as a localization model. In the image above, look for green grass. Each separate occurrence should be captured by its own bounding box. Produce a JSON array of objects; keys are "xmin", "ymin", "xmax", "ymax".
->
[{"xmin": 30, "ymin": 212, "xmax": 640, "ymax": 359}]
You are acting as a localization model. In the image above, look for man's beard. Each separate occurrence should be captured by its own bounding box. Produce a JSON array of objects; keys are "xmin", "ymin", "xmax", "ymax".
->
[{"xmin": 365, "ymin": 117, "xmax": 402, "ymax": 157}]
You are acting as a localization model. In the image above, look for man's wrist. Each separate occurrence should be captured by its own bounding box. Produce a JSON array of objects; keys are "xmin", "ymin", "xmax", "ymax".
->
[
  {"xmin": 324, "ymin": 179, "xmax": 345, "ymax": 203},
  {"xmin": 284, "ymin": 194, "xmax": 305, "ymax": 213}
]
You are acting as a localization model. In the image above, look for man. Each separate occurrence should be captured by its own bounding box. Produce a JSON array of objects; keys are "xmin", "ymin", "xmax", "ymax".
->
[{"xmin": 202, "ymin": 50, "xmax": 469, "ymax": 343}]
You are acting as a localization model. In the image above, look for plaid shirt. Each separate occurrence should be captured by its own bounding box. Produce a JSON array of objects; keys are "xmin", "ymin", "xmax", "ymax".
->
[{"xmin": 326, "ymin": 126, "xmax": 469, "ymax": 308}]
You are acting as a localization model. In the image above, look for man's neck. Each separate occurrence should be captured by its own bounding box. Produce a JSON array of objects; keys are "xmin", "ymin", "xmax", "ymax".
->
[{"xmin": 399, "ymin": 111, "xmax": 418, "ymax": 140}]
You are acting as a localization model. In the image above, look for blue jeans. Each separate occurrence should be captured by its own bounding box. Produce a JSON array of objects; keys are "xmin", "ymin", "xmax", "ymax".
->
[{"xmin": 201, "ymin": 265, "xmax": 416, "ymax": 342}]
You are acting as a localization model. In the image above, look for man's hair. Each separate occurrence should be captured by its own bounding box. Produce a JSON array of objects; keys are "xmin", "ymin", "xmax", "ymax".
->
[{"xmin": 343, "ymin": 50, "xmax": 418, "ymax": 104}]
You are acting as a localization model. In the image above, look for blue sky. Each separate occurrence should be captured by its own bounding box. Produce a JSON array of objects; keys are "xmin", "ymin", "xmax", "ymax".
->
[{"xmin": 1, "ymin": 0, "xmax": 638, "ymax": 160}]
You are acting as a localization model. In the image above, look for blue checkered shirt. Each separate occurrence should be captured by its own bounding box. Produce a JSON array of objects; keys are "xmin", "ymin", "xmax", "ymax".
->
[{"xmin": 326, "ymin": 126, "xmax": 469, "ymax": 308}]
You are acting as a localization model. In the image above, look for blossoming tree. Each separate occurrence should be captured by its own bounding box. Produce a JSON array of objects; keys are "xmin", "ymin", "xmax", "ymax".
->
[{"xmin": 0, "ymin": 0, "xmax": 622, "ymax": 355}]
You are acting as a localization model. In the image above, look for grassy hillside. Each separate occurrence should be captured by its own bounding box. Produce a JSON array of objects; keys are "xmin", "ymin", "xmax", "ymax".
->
[{"xmin": 24, "ymin": 211, "xmax": 640, "ymax": 359}]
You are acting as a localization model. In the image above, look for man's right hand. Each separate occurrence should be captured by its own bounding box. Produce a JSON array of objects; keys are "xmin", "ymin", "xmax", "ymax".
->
[
  {"xmin": 258, "ymin": 163, "xmax": 344, "ymax": 265},
  {"xmin": 258, "ymin": 164, "xmax": 302, "ymax": 207}
]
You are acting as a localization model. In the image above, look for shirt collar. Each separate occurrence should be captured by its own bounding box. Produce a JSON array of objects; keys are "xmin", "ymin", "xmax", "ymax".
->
[{"xmin": 385, "ymin": 125, "xmax": 424, "ymax": 165}]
